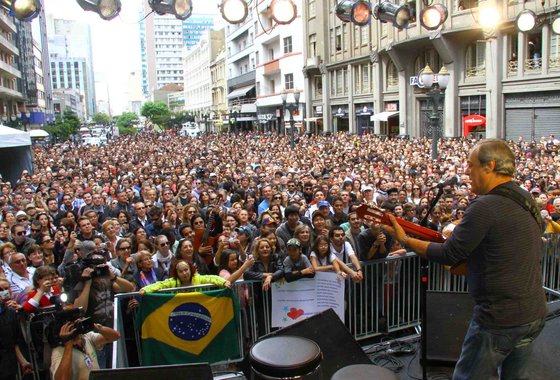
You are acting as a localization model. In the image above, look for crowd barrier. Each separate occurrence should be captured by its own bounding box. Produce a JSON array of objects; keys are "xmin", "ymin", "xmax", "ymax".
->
[{"xmin": 14, "ymin": 233, "xmax": 560, "ymax": 378}]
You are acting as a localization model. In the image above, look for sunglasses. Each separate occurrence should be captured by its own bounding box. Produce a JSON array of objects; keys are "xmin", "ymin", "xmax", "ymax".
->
[
  {"xmin": 273, "ymin": 196, "xmax": 282, "ymax": 200},
  {"xmin": 42, "ymin": 239, "xmax": 52, "ymax": 244},
  {"xmin": 17, "ymin": 218, "xmax": 28, "ymax": 222},
  {"xmin": 16, "ymin": 231, "xmax": 26, "ymax": 236},
  {"xmin": 118, "ymin": 246, "xmax": 132, "ymax": 250},
  {"xmin": 159, "ymin": 242, "xmax": 169, "ymax": 247}
]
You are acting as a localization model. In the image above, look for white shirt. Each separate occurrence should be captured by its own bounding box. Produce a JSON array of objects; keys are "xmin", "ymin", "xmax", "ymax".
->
[
  {"xmin": 310, "ymin": 251, "xmax": 338, "ymax": 266},
  {"xmin": 330, "ymin": 242, "xmax": 355, "ymax": 263},
  {"xmin": 8, "ymin": 268, "xmax": 33, "ymax": 300}
]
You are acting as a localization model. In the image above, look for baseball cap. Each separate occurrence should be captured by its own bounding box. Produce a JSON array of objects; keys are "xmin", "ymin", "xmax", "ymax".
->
[
  {"xmin": 16, "ymin": 210, "xmax": 28, "ymax": 218},
  {"xmin": 235, "ymin": 226, "xmax": 251, "ymax": 236},
  {"xmin": 362, "ymin": 186, "xmax": 374, "ymax": 192},
  {"xmin": 318, "ymin": 200, "xmax": 330, "ymax": 208},
  {"xmin": 261, "ymin": 214, "xmax": 278, "ymax": 226},
  {"xmin": 530, "ymin": 187, "xmax": 541, "ymax": 194},
  {"xmin": 286, "ymin": 238, "xmax": 301, "ymax": 248},
  {"xmin": 26, "ymin": 203, "xmax": 36, "ymax": 209}
]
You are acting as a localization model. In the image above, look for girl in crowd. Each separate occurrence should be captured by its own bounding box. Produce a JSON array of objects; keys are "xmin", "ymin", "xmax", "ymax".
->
[
  {"xmin": 0, "ymin": 221, "xmax": 10, "ymax": 243},
  {"xmin": 294, "ymin": 224, "xmax": 312, "ymax": 258},
  {"xmin": 134, "ymin": 251, "xmax": 165, "ymax": 289},
  {"xmin": 27, "ymin": 245, "xmax": 45, "ymax": 274},
  {"xmin": 36, "ymin": 212, "xmax": 55, "ymax": 237},
  {"xmin": 37, "ymin": 234, "xmax": 56, "ymax": 268},
  {"xmin": 245, "ymin": 238, "xmax": 284, "ymax": 290},
  {"xmin": 139, "ymin": 260, "xmax": 230, "ymax": 295},
  {"xmin": 217, "ymin": 249, "xmax": 255, "ymax": 284},
  {"xmin": 22, "ymin": 266, "xmax": 61, "ymax": 313},
  {"xmin": 102, "ymin": 219, "xmax": 119, "ymax": 258},
  {"xmin": 132, "ymin": 226, "xmax": 147, "ymax": 241},
  {"xmin": 2, "ymin": 211, "xmax": 15, "ymax": 229},
  {"xmin": 175, "ymin": 238, "xmax": 209, "ymax": 275},
  {"xmin": 310, "ymin": 235, "xmax": 343, "ymax": 275},
  {"xmin": 117, "ymin": 211, "xmax": 131, "ymax": 236},
  {"xmin": 181, "ymin": 204, "xmax": 200, "ymax": 225}
]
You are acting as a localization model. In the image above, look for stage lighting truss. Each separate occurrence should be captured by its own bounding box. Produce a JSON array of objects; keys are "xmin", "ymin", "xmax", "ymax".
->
[
  {"xmin": 220, "ymin": 0, "xmax": 248, "ymax": 24},
  {"xmin": 335, "ymin": 0, "xmax": 372, "ymax": 27},
  {"xmin": 76, "ymin": 0, "xmax": 122, "ymax": 21},
  {"xmin": 0, "ymin": 0, "xmax": 42, "ymax": 21},
  {"xmin": 269, "ymin": 0, "xmax": 297, "ymax": 25},
  {"xmin": 149, "ymin": 0, "xmax": 193, "ymax": 20},
  {"xmin": 373, "ymin": 1, "xmax": 413, "ymax": 30},
  {"xmin": 419, "ymin": 2, "xmax": 448, "ymax": 31}
]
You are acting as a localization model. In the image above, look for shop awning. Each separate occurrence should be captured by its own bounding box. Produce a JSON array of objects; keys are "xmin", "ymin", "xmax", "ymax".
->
[
  {"xmin": 371, "ymin": 111, "xmax": 399, "ymax": 122},
  {"xmin": 227, "ymin": 85, "xmax": 255, "ymax": 99},
  {"xmin": 305, "ymin": 117, "xmax": 323, "ymax": 123},
  {"xmin": 236, "ymin": 116, "xmax": 257, "ymax": 121}
]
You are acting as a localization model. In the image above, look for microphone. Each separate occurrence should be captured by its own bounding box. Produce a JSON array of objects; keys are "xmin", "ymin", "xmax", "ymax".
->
[{"xmin": 434, "ymin": 176, "xmax": 458, "ymax": 189}]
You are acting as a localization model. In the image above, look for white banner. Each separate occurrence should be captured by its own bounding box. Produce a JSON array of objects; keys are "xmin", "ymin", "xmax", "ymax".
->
[{"xmin": 271, "ymin": 272, "xmax": 345, "ymax": 328}]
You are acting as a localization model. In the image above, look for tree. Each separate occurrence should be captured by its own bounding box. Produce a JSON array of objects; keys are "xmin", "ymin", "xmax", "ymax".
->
[
  {"xmin": 44, "ymin": 110, "xmax": 81, "ymax": 141},
  {"xmin": 93, "ymin": 112, "xmax": 111, "ymax": 125},
  {"xmin": 141, "ymin": 101, "xmax": 170, "ymax": 127},
  {"xmin": 116, "ymin": 112, "xmax": 139, "ymax": 135}
]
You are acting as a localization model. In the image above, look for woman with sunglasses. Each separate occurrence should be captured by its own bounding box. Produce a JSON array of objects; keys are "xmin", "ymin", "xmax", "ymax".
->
[{"xmin": 110, "ymin": 239, "xmax": 137, "ymax": 284}]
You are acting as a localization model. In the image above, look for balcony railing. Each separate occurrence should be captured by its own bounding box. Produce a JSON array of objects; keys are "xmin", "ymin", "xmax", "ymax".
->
[
  {"xmin": 524, "ymin": 58, "xmax": 543, "ymax": 72},
  {"xmin": 549, "ymin": 57, "xmax": 560, "ymax": 70},
  {"xmin": 507, "ymin": 60, "xmax": 518, "ymax": 76},
  {"xmin": 465, "ymin": 65, "xmax": 486, "ymax": 78},
  {"xmin": 263, "ymin": 59, "xmax": 280, "ymax": 75}
]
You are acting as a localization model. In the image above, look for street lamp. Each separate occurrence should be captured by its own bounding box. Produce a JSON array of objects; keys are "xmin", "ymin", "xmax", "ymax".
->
[
  {"xmin": 281, "ymin": 89, "xmax": 300, "ymax": 150},
  {"xmin": 419, "ymin": 65, "xmax": 449, "ymax": 159}
]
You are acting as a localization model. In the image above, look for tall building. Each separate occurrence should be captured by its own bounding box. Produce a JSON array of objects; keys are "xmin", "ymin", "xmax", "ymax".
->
[
  {"xmin": 127, "ymin": 71, "xmax": 143, "ymax": 115},
  {"xmin": 254, "ymin": 0, "xmax": 305, "ymax": 134},
  {"xmin": 184, "ymin": 29, "xmax": 225, "ymax": 132},
  {"xmin": 46, "ymin": 15, "xmax": 96, "ymax": 120},
  {"xmin": 224, "ymin": 3, "xmax": 256, "ymax": 132},
  {"xmin": 140, "ymin": 0, "xmax": 214, "ymax": 98},
  {"xmin": 210, "ymin": 48, "xmax": 226, "ymax": 132},
  {"xmin": 0, "ymin": 8, "xmax": 23, "ymax": 123},
  {"xmin": 302, "ymin": 1, "xmax": 560, "ymax": 140}
]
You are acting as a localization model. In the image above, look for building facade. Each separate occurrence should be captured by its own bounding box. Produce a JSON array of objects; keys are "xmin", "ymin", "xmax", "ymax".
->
[
  {"xmin": 224, "ymin": 4, "xmax": 256, "ymax": 132},
  {"xmin": 0, "ymin": 8, "xmax": 23, "ymax": 123},
  {"xmin": 140, "ymin": 1, "xmax": 214, "ymax": 98},
  {"xmin": 254, "ymin": 0, "xmax": 305, "ymax": 134},
  {"xmin": 53, "ymin": 88, "xmax": 85, "ymax": 120},
  {"xmin": 184, "ymin": 29, "xmax": 224, "ymax": 132},
  {"xmin": 210, "ymin": 48, "xmax": 226, "ymax": 132},
  {"xmin": 302, "ymin": 0, "xmax": 560, "ymax": 141},
  {"xmin": 46, "ymin": 15, "xmax": 96, "ymax": 120}
]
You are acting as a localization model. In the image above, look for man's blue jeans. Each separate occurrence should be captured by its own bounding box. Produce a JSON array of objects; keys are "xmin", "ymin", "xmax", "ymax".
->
[{"xmin": 453, "ymin": 317, "xmax": 545, "ymax": 380}]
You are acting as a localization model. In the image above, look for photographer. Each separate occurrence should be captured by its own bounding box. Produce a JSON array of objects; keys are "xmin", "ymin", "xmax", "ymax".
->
[
  {"xmin": 69, "ymin": 252, "xmax": 133, "ymax": 368},
  {"xmin": 50, "ymin": 319, "xmax": 120, "ymax": 380}
]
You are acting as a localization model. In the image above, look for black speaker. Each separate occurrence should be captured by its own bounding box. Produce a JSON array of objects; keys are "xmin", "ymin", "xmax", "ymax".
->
[
  {"xmin": 89, "ymin": 363, "xmax": 213, "ymax": 380},
  {"xmin": 240, "ymin": 309, "xmax": 370, "ymax": 379},
  {"xmin": 425, "ymin": 291, "xmax": 474, "ymax": 366}
]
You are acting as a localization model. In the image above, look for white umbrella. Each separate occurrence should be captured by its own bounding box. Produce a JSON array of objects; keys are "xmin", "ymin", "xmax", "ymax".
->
[{"xmin": 29, "ymin": 129, "xmax": 49, "ymax": 138}]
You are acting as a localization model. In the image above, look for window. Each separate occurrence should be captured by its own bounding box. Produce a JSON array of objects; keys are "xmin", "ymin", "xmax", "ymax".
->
[
  {"xmin": 336, "ymin": 70, "xmax": 343, "ymax": 94},
  {"xmin": 270, "ymin": 79, "xmax": 275, "ymax": 93},
  {"xmin": 284, "ymin": 36, "xmax": 293, "ymax": 54},
  {"xmin": 269, "ymin": 48, "xmax": 274, "ymax": 61},
  {"xmin": 308, "ymin": 0, "xmax": 316, "ymax": 18},
  {"xmin": 456, "ymin": 0, "xmax": 478, "ymax": 11},
  {"xmin": 335, "ymin": 27, "xmax": 342, "ymax": 51},
  {"xmin": 343, "ymin": 25, "xmax": 348, "ymax": 51},
  {"xmin": 256, "ymin": 81, "xmax": 260, "ymax": 96},
  {"xmin": 354, "ymin": 26, "xmax": 360, "ymax": 48},
  {"xmin": 309, "ymin": 34, "xmax": 317, "ymax": 57},
  {"xmin": 285, "ymin": 73, "xmax": 294, "ymax": 90},
  {"xmin": 361, "ymin": 26, "xmax": 369, "ymax": 46},
  {"xmin": 414, "ymin": 49, "xmax": 442, "ymax": 74},
  {"xmin": 314, "ymin": 75, "xmax": 322, "ymax": 96},
  {"xmin": 255, "ymin": 51, "xmax": 259, "ymax": 65},
  {"xmin": 465, "ymin": 40, "xmax": 486, "ymax": 77},
  {"xmin": 551, "ymin": 33, "xmax": 560, "ymax": 69},
  {"xmin": 362, "ymin": 64, "xmax": 370, "ymax": 93},
  {"xmin": 387, "ymin": 60, "xmax": 398, "ymax": 87}
]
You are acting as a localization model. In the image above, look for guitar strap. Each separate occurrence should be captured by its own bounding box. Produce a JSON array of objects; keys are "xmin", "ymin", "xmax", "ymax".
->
[{"xmin": 488, "ymin": 183, "xmax": 544, "ymax": 232}]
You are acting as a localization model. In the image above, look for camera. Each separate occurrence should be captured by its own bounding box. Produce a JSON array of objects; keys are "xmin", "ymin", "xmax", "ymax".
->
[
  {"xmin": 46, "ymin": 308, "xmax": 95, "ymax": 347},
  {"xmin": 62, "ymin": 253, "xmax": 111, "ymax": 289}
]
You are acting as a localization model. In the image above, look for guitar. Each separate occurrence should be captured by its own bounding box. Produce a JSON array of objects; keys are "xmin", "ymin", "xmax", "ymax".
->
[
  {"xmin": 356, "ymin": 204, "xmax": 467, "ymax": 276},
  {"xmin": 193, "ymin": 200, "xmax": 221, "ymax": 266}
]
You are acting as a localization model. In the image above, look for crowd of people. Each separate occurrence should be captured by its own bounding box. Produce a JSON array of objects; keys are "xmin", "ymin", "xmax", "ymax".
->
[{"xmin": 1, "ymin": 130, "xmax": 560, "ymax": 379}]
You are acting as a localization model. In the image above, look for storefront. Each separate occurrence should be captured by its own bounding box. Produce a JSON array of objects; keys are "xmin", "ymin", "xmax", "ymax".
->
[
  {"xmin": 371, "ymin": 102, "xmax": 399, "ymax": 136},
  {"xmin": 257, "ymin": 107, "xmax": 281, "ymax": 133},
  {"xmin": 355, "ymin": 104, "xmax": 374, "ymax": 135},
  {"xmin": 505, "ymin": 91, "xmax": 560, "ymax": 141},
  {"xmin": 461, "ymin": 95, "xmax": 486, "ymax": 138},
  {"xmin": 332, "ymin": 106, "xmax": 349, "ymax": 133}
]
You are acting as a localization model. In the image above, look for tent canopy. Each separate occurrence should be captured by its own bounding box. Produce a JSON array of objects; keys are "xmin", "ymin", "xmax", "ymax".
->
[
  {"xmin": 29, "ymin": 129, "xmax": 49, "ymax": 138},
  {"xmin": 0, "ymin": 125, "xmax": 31, "ymax": 148}
]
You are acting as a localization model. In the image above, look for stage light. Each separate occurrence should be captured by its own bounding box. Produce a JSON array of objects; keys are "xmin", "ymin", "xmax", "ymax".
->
[
  {"xmin": 270, "ymin": 0, "xmax": 297, "ymax": 25},
  {"xmin": 420, "ymin": 3, "xmax": 448, "ymax": 31},
  {"xmin": 479, "ymin": 4, "xmax": 500, "ymax": 29},
  {"xmin": 335, "ymin": 0, "xmax": 371, "ymax": 27},
  {"xmin": 373, "ymin": 1, "xmax": 413, "ymax": 29},
  {"xmin": 5, "ymin": 0, "xmax": 42, "ymax": 21},
  {"xmin": 76, "ymin": 0, "xmax": 121, "ymax": 21},
  {"xmin": 553, "ymin": 16, "xmax": 560, "ymax": 35},
  {"xmin": 149, "ymin": 0, "xmax": 193, "ymax": 20},
  {"xmin": 516, "ymin": 9, "xmax": 537, "ymax": 32},
  {"xmin": 220, "ymin": 0, "xmax": 248, "ymax": 24}
]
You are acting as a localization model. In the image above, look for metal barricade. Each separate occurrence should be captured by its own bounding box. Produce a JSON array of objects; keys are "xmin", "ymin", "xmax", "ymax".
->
[{"xmin": 112, "ymin": 237, "xmax": 560, "ymax": 368}]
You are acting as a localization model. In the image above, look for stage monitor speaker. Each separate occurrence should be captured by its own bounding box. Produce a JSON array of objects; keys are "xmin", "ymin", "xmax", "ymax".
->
[
  {"xmin": 89, "ymin": 363, "xmax": 213, "ymax": 380},
  {"xmin": 425, "ymin": 291, "xmax": 474, "ymax": 366},
  {"xmin": 240, "ymin": 308, "xmax": 370, "ymax": 379}
]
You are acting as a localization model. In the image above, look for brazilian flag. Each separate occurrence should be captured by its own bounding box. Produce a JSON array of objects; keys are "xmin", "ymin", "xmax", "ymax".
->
[{"xmin": 135, "ymin": 288, "xmax": 240, "ymax": 365}]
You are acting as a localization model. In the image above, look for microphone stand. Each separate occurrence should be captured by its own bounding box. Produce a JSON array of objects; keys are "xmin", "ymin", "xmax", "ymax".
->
[{"xmin": 418, "ymin": 186, "xmax": 445, "ymax": 380}]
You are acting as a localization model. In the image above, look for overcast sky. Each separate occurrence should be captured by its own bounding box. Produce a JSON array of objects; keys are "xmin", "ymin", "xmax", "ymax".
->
[{"xmin": 45, "ymin": 0, "xmax": 221, "ymax": 115}]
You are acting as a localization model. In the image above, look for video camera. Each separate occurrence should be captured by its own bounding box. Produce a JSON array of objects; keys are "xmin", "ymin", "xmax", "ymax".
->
[
  {"xmin": 63, "ymin": 253, "xmax": 111, "ymax": 289},
  {"xmin": 46, "ymin": 308, "xmax": 95, "ymax": 347}
]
